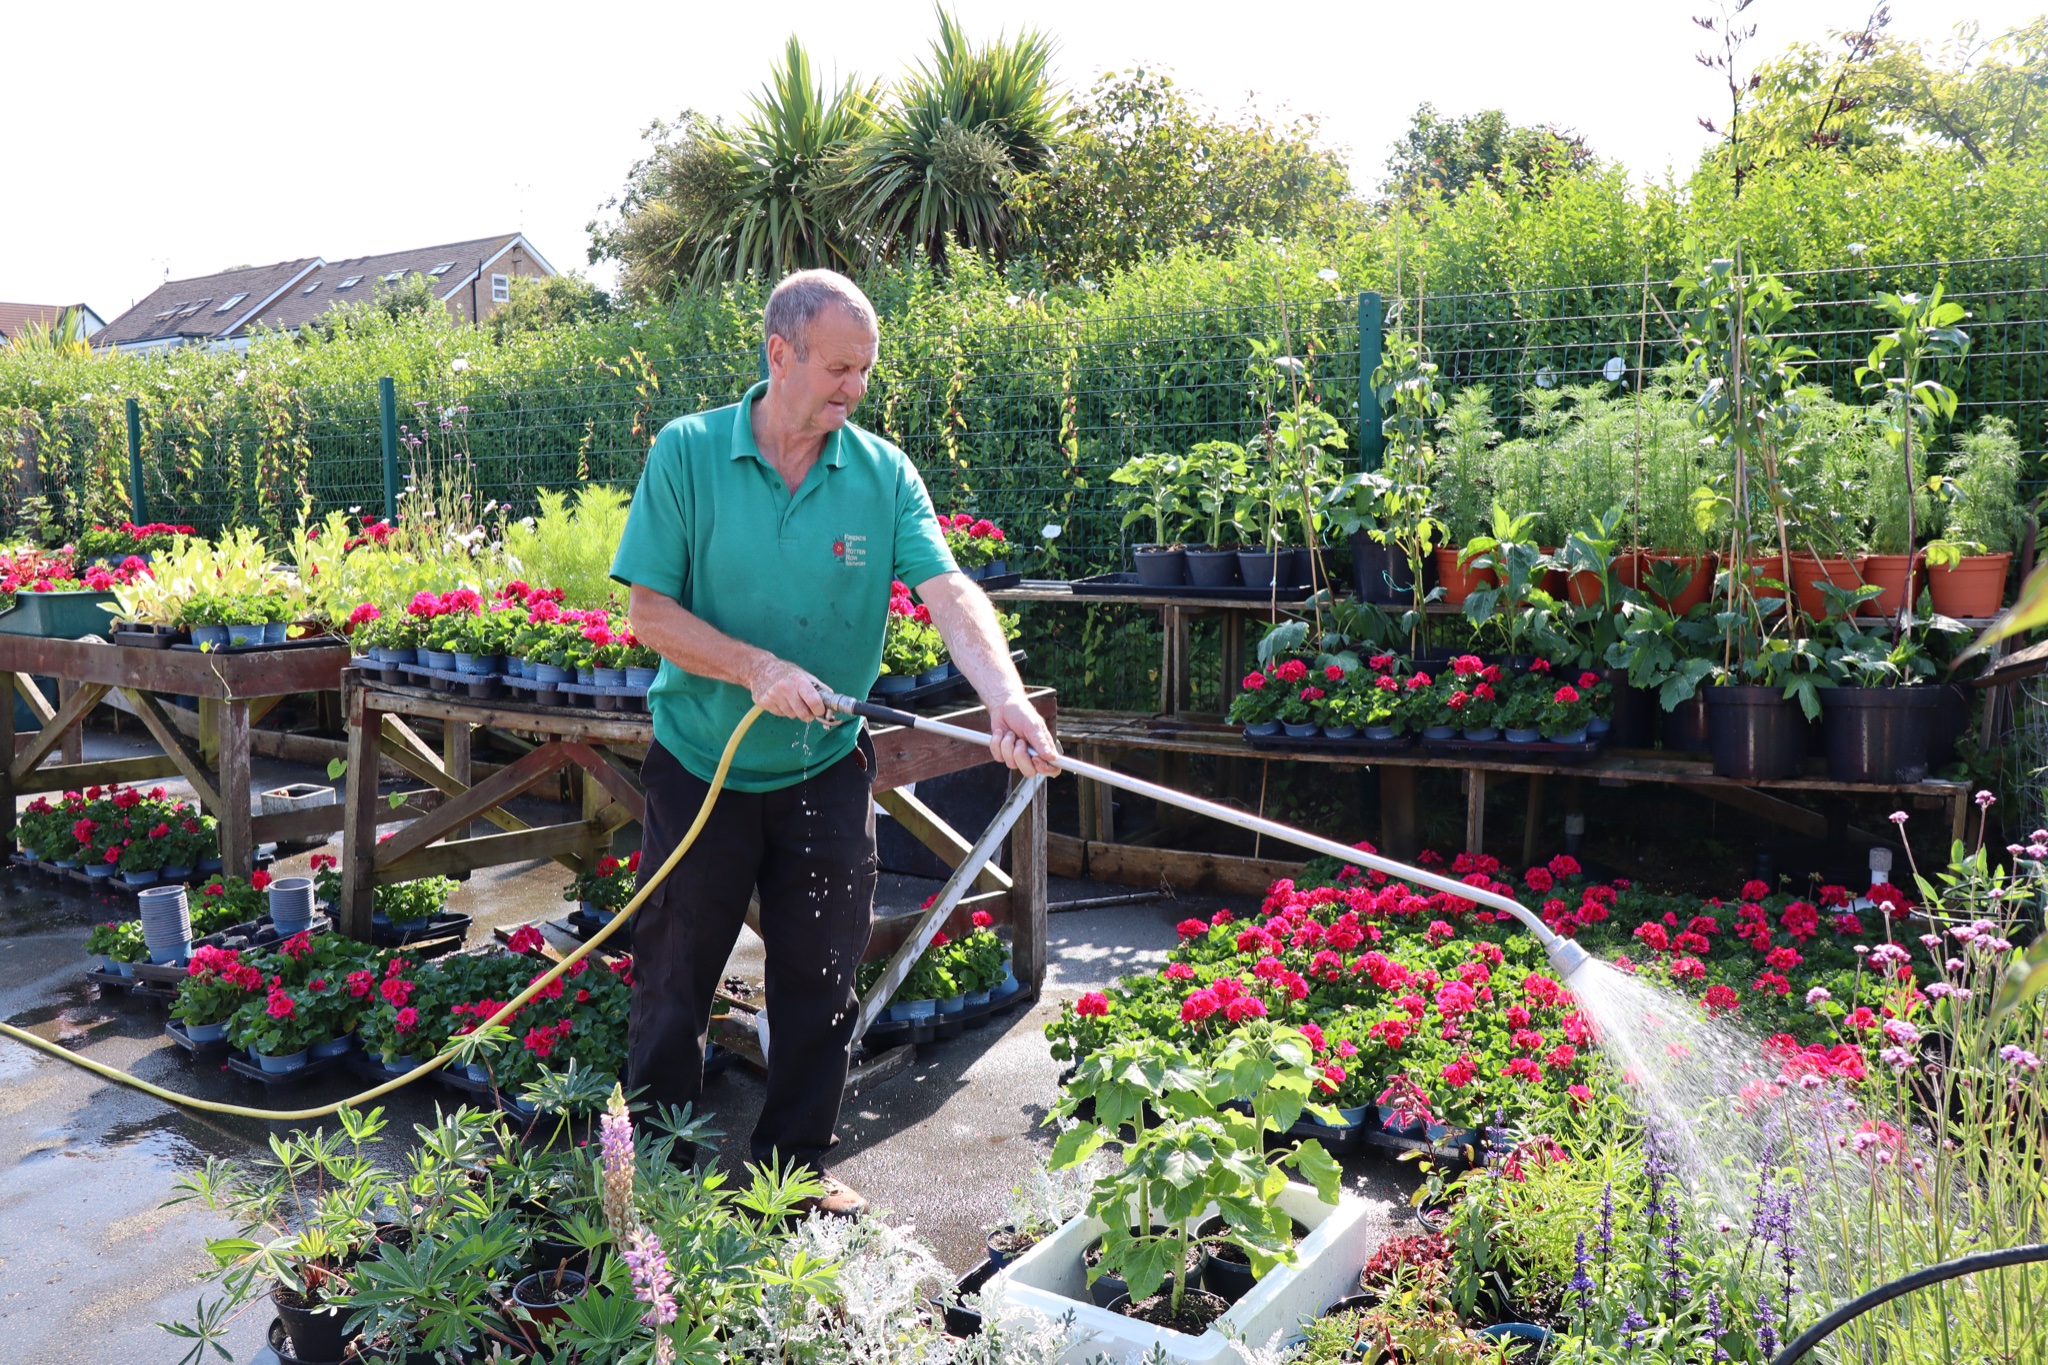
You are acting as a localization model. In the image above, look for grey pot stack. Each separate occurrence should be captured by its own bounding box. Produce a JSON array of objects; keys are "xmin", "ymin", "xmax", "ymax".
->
[
  {"xmin": 267, "ymin": 876, "xmax": 317, "ymax": 936},
  {"xmin": 137, "ymin": 884, "xmax": 193, "ymax": 963}
]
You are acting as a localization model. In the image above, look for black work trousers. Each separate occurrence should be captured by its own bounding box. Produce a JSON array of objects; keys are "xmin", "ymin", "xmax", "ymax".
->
[{"xmin": 626, "ymin": 732, "xmax": 877, "ymax": 1170}]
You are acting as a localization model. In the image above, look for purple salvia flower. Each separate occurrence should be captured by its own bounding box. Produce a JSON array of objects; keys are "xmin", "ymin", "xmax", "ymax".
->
[
  {"xmin": 1756, "ymin": 1292, "xmax": 1778, "ymax": 1358},
  {"xmin": 1705, "ymin": 1286, "xmax": 1729, "ymax": 1362},
  {"xmin": 1661, "ymin": 1193, "xmax": 1688, "ymax": 1302},
  {"xmin": 1598, "ymin": 1181, "xmax": 1615, "ymax": 1263},
  {"xmin": 1568, "ymin": 1230, "xmax": 1594, "ymax": 1300},
  {"xmin": 1622, "ymin": 1304, "xmax": 1648, "ymax": 1349}
]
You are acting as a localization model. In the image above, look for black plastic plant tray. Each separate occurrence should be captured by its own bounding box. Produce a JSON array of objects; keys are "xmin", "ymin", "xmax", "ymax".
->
[
  {"xmin": 350, "ymin": 1051, "xmax": 439, "ymax": 1086},
  {"xmin": 114, "ymin": 628, "xmax": 184, "ymax": 650},
  {"xmin": 1068, "ymin": 572, "xmax": 1322, "ymax": 604},
  {"xmin": 972, "ymin": 572, "xmax": 1022, "ymax": 592},
  {"xmin": 937, "ymin": 1259, "xmax": 1000, "ymax": 1337},
  {"xmin": 868, "ymin": 671, "xmax": 971, "ymax": 707},
  {"xmin": 558, "ymin": 908, "xmax": 632, "ymax": 948},
  {"xmin": 85, "ymin": 965, "xmax": 177, "ymax": 1001},
  {"xmin": 164, "ymin": 1018, "xmax": 232, "ymax": 1055},
  {"xmin": 195, "ymin": 913, "xmax": 333, "ymax": 953},
  {"xmin": 1243, "ymin": 730, "xmax": 1418, "ymax": 756},
  {"xmin": 223, "ymin": 1048, "xmax": 353, "ymax": 1087},
  {"xmin": 1422, "ymin": 736, "xmax": 1606, "ymax": 762},
  {"xmin": 370, "ymin": 910, "xmax": 472, "ymax": 948},
  {"xmin": 170, "ymin": 636, "xmax": 337, "ymax": 656}
]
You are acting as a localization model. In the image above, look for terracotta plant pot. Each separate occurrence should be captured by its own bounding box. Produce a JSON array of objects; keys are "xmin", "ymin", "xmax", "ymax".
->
[
  {"xmin": 1433, "ymin": 547, "xmax": 1496, "ymax": 605},
  {"xmin": 1536, "ymin": 548, "xmax": 1566, "ymax": 599},
  {"xmin": 1926, "ymin": 552, "xmax": 2011, "ymax": 619},
  {"xmin": 1623, "ymin": 552, "xmax": 1719, "ymax": 615},
  {"xmin": 1856, "ymin": 554, "xmax": 1921, "ymax": 617},
  {"xmin": 1788, "ymin": 555, "xmax": 1861, "ymax": 620},
  {"xmin": 1566, "ymin": 567, "xmax": 1610, "ymax": 607}
]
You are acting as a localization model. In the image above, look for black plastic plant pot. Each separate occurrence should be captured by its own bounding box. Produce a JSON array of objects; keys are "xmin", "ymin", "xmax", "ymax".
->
[
  {"xmin": 273, "ymin": 1289, "xmax": 353, "ymax": 1363},
  {"xmin": 1601, "ymin": 669, "xmax": 1655, "ymax": 749},
  {"xmin": 1703, "ymin": 685, "xmax": 1807, "ymax": 780},
  {"xmin": 1348, "ymin": 532, "xmax": 1432, "ymax": 603},
  {"xmin": 985, "ymin": 1224, "xmax": 1039, "ymax": 1269},
  {"xmin": 529, "ymin": 1232, "xmax": 593, "ymax": 1278},
  {"xmin": 1185, "ymin": 547, "xmax": 1242, "ymax": 588},
  {"xmin": 1926, "ymin": 682, "xmax": 1971, "ymax": 766},
  {"xmin": 1132, "ymin": 545, "xmax": 1188, "ymax": 586},
  {"xmin": 268, "ymin": 1317, "xmax": 346, "ymax": 1365},
  {"xmin": 512, "ymin": 1268, "xmax": 588, "ymax": 1326},
  {"xmin": 1238, "ymin": 549, "xmax": 1293, "ymax": 592},
  {"xmin": 1660, "ymin": 694, "xmax": 1712, "ymax": 753},
  {"xmin": 1821, "ymin": 686, "xmax": 1939, "ymax": 784}
]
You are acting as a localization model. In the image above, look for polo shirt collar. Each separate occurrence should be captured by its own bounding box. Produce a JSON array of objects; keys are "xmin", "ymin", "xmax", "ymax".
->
[{"xmin": 730, "ymin": 379, "xmax": 846, "ymax": 469}]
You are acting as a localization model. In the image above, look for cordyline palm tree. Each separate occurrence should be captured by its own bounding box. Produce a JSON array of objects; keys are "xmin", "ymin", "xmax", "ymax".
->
[
  {"xmin": 832, "ymin": 7, "xmax": 1064, "ymax": 270},
  {"xmin": 686, "ymin": 37, "xmax": 882, "ymax": 286}
]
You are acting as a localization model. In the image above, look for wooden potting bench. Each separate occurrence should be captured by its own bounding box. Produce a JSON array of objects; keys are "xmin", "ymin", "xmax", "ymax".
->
[
  {"xmin": 336, "ymin": 669, "xmax": 1056, "ymax": 999},
  {"xmin": 0, "ymin": 635, "xmax": 352, "ymax": 874}
]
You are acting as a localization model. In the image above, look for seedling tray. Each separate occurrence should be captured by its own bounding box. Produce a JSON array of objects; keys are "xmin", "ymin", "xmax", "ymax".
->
[
  {"xmin": 1282, "ymin": 1115, "xmax": 1371, "ymax": 1157},
  {"xmin": 195, "ymin": 913, "xmax": 333, "ymax": 953},
  {"xmin": 1243, "ymin": 730, "xmax": 1418, "ymax": 756},
  {"xmin": 558, "ymin": 908, "xmax": 632, "ymax": 948},
  {"xmin": 972, "ymin": 572, "xmax": 1022, "ymax": 592},
  {"xmin": 223, "ymin": 1048, "xmax": 353, "ymax": 1088},
  {"xmin": 164, "ymin": 1018, "xmax": 232, "ymax": 1055},
  {"xmin": 370, "ymin": 910, "xmax": 472, "ymax": 949},
  {"xmin": 10, "ymin": 854, "xmax": 268, "ymax": 900},
  {"xmin": 170, "ymin": 636, "xmax": 338, "ymax": 656},
  {"xmin": 114, "ymin": 628, "xmax": 185, "ymax": 650},
  {"xmin": 1068, "ymin": 572, "xmax": 1322, "ymax": 604}
]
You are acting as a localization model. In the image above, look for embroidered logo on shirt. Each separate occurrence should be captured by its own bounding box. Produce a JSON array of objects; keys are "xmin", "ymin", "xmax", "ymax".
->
[{"xmin": 836, "ymin": 533, "xmax": 867, "ymax": 567}]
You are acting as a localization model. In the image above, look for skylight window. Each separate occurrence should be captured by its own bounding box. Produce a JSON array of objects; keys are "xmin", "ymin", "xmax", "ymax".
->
[
  {"xmin": 303, "ymin": 281, "xmax": 321, "ymax": 295},
  {"xmin": 429, "ymin": 262, "xmax": 454, "ymax": 276},
  {"xmin": 180, "ymin": 299, "xmax": 209, "ymax": 316},
  {"xmin": 381, "ymin": 270, "xmax": 405, "ymax": 283},
  {"xmin": 215, "ymin": 293, "xmax": 248, "ymax": 314},
  {"xmin": 155, "ymin": 307, "xmax": 177, "ymax": 320},
  {"xmin": 338, "ymin": 276, "xmax": 362, "ymax": 289}
]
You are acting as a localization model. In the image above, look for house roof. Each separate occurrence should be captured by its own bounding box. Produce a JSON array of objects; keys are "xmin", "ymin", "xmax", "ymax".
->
[
  {"xmin": 95, "ymin": 232, "xmax": 555, "ymax": 350},
  {"xmin": 0, "ymin": 301, "xmax": 105, "ymax": 339},
  {"xmin": 96, "ymin": 260, "xmax": 323, "ymax": 348},
  {"xmin": 241, "ymin": 234, "xmax": 538, "ymax": 333}
]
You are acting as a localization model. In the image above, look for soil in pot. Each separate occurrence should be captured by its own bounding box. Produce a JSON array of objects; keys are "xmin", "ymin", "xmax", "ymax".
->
[
  {"xmin": 1116, "ymin": 1287, "xmax": 1232, "ymax": 1334},
  {"xmin": 275, "ymin": 1286, "xmax": 354, "ymax": 1361},
  {"xmin": 985, "ymin": 1224, "xmax": 1040, "ymax": 1267},
  {"xmin": 1083, "ymin": 1230, "xmax": 1196, "ymax": 1308},
  {"xmin": 1197, "ymin": 1214, "xmax": 1309, "ymax": 1303},
  {"xmin": 512, "ymin": 1267, "xmax": 588, "ymax": 1326}
]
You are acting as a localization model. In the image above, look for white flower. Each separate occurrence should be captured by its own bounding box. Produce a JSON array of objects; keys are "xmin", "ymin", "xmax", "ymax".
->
[
  {"xmin": 451, "ymin": 357, "xmax": 470, "ymax": 372},
  {"xmin": 1041, "ymin": 523, "xmax": 1062, "ymax": 539},
  {"xmin": 1317, "ymin": 267, "xmax": 1340, "ymax": 282}
]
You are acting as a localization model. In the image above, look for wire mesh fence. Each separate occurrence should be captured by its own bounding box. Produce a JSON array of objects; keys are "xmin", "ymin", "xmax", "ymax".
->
[{"xmin": 7, "ymin": 253, "xmax": 2044, "ymax": 567}]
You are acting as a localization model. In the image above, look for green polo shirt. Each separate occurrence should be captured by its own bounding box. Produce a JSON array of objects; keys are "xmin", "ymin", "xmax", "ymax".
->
[{"xmin": 610, "ymin": 381, "xmax": 956, "ymax": 791}]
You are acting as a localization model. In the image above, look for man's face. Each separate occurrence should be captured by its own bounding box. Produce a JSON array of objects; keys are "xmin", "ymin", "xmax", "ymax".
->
[{"xmin": 770, "ymin": 309, "xmax": 878, "ymax": 433}]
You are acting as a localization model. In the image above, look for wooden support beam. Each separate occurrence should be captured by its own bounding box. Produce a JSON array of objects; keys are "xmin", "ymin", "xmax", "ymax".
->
[
  {"xmin": 339, "ymin": 682, "xmax": 384, "ymax": 940},
  {"xmin": 1010, "ymin": 776, "xmax": 1049, "ymax": 992},
  {"xmin": 13, "ymin": 754, "xmax": 180, "ymax": 795},
  {"xmin": 562, "ymin": 742, "xmax": 647, "ymax": 824},
  {"xmin": 375, "ymin": 743, "xmax": 575, "ymax": 867},
  {"xmin": 1048, "ymin": 833, "xmax": 1303, "ymax": 898},
  {"xmin": 875, "ymin": 787, "xmax": 1010, "ymax": 893},
  {"xmin": 0, "ymin": 673, "xmax": 14, "ymax": 851},
  {"xmin": 216, "ymin": 699, "xmax": 252, "ymax": 873},
  {"xmin": 12, "ymin": 672, "xmax": 55, "ymax": 726},
  {"xmin": 119, "ymin": 688, "xmax": 225, "ymax": 816},
  {"xmin": 379, "ymin": 817, "xmax": 614, "ymax": 883},
  {"xmin": 377, "ymin": 721, "xmax": 533, "ymax": 838},
  {"xmin": 55, "ymin": 678, "xmax": 82, "ymax": 765},
  {"xmin": 8, "ymin": 680, "xmax": 109, "ymax": 783},
  {"xmin": 1521, "ymin": 773, "xmax": 1546, "ymax": 869}
]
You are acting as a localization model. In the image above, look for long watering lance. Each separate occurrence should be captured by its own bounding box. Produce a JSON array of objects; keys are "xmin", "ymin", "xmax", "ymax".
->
[{"xmin": 824, "ymin": 694, "xmax": 1592, "ymax": 981}]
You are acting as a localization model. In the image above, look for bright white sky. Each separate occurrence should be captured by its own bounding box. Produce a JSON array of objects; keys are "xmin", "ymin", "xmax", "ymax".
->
[{"xmin": 5, "ymin": 0, "xmax": 2036, "ymax": 321}]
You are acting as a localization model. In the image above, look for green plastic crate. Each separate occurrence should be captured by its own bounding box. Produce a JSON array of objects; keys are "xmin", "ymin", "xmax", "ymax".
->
[{"xmin": 0, "ymin": 589, "xmax": 118, "ymax": 639}]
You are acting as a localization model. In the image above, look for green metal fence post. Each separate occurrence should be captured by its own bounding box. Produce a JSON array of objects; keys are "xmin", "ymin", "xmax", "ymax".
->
[
  {"xmin": 124, "ymin": 398, "xmax": 146, "ymax": 523},
  {"xmin": 378, "ymin": 377, "xmax": 399, "ymax": 522},
  {"xmin": 1358, "ymin": 292, "xmax": 1385, "ymax": 471}
]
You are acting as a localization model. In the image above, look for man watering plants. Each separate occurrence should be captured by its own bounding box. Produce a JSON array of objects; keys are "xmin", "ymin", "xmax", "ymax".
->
[{"xmin": 610, "ymin": 268, "xmax": 1060, "ymax": 1216}]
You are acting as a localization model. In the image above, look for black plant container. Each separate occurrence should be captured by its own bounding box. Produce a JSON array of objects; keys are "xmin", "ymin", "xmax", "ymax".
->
[
  {"xmin": 1660, "ymin": 694, "xmax": 1712, "ymax": 753},
  {"xmin": 1132, "ymin": 545, "xmax": 1188, "ymax": 586},
  {"xmin": 274, "ymin": 1289, "xmax": 352, "ymax": 1363},
  {"xmin": 1185, "ymin": 546, "xmax": 1242, "ymax": 588},
  {"xmin": 1601, "ymin": 668, "xmax": 1655, "ymax": 749},
  {"xmin": 1821, "ymin": 686, "xmax": 1939, "ymax": 783},
  {"xmin": 1925, "ymin": 682, "xmax": 1972, "ymax": 766},
  {"xmin": 1703, "ymin": 685, "xmax": 1807, "ymax": 780}
]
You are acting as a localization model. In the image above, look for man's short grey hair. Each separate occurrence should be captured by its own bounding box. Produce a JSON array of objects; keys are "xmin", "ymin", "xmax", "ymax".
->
[{"xmin": 764, "ymin": 269, "xmax": 879, "ymax": 361}]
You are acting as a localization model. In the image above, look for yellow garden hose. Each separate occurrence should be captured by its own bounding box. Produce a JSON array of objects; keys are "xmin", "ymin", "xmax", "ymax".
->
[{"xmin": 0, "ymin": 706, "xmax": 766, "ymax": 1123}]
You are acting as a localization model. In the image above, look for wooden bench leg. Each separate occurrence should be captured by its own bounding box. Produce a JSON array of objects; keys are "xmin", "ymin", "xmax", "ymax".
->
[
  {"xmin": 1521, "ymin": 773, "xmax": 1546, "ymax": 869},
  {"xmin": 1465, "ymin": 768, "xmax": 1486, "ymax": 855},
  {"xmin": 1380, "ymin": 765, "xmax": 1417, "ymax": 860}
]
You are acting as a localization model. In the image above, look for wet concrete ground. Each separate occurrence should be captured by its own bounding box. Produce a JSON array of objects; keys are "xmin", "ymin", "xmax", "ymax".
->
[{"xmin": 0, "ymin": 729, "xmax": 1418, "ymax": 1364}]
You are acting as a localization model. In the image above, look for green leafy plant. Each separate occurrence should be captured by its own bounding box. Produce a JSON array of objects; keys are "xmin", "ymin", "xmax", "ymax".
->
[{"xmin": 1110, "ymin": 451, "xmax": 1188, "ymax": 548}]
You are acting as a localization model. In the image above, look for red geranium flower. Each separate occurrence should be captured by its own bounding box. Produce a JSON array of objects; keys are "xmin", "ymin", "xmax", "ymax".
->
[{"xmin": 1074, "ymin": 992, "xmax": 1109, "ymax": 1017}]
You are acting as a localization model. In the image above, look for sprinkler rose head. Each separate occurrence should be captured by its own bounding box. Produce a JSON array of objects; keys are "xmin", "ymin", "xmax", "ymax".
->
[{"xmin": 1542, "ymin": 934, "xmax": 1592, "ymax": 980}]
